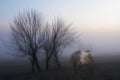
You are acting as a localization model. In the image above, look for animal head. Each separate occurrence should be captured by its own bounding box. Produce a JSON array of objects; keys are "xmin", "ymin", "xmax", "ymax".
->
[
  {"xmin": 81, "ymin": 50, "xmax": 91, "ymax": 56},
  {"xmin": 85, "ymin": 50, "xmax": 91, "ymax": 53}
]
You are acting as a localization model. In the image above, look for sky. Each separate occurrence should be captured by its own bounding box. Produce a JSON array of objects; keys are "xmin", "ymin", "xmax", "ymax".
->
[{"xmin": 1, "ymin": 0, "xmax": 120, "ymax": 58}]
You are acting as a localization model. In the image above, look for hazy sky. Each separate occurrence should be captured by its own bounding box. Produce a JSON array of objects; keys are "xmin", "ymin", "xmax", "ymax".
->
[{"xmin": 1, "ymin": 0, "xmax": 120, "ymax": 56}]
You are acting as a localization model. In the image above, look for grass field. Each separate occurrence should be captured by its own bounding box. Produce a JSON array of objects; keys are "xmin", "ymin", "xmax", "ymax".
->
[{"xmin": 0, "ymin": 55, "xmax": 120, "ymax": 80}]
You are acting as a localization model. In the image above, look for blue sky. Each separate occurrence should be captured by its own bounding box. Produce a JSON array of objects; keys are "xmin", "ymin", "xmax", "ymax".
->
[{"xmin": 1, "ymin": 0, "xmax": 120, "ymax": 55}]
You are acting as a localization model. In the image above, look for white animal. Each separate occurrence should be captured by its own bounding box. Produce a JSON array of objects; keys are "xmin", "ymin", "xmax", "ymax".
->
[{"xmin": 69, "ymin": 50, "xmax": 95, "ymax": 78}]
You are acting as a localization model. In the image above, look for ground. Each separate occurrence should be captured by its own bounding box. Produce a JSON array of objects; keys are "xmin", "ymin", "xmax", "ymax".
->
[
  {"xmin": 0, "ymin": 56, "xmax": 120, "ymax": 80},
  {"xmin": 1, "ymin": 63, "xmax": 120, "ymax": 80}
]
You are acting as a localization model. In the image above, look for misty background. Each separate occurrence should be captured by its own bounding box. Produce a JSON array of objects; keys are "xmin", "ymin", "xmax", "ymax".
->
[{"xmin": 0, "ymin": 0, "xmax": 120, "ymax": 75}]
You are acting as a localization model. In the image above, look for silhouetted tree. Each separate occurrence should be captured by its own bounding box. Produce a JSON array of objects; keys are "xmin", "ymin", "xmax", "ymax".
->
[
  {"xmin": 11, "ymin": 11, "xmax": 44, "ymax": 73},
  {"xmin": 51, "ymin": 18, "xmax": 77, "ymax": 69},
  {"xmin": 42, "ymin": 23, "xmax": 53, "ymax": 71},
  {"xmin": 42, "ymin": 18, "xmax": 77, "ymax": 71}
]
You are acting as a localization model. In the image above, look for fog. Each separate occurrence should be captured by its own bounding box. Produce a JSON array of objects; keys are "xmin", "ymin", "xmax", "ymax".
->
[
  {"xmin": 1, "ymin": 26, "xmax": 120, "ymax": 60},
  {"xmin": 1, "ymin": 0, "xmax": 120, "ymax": 60},
  {"xmin": 1, "ymin": 20, "xmax": 120, "ymax": 79}
]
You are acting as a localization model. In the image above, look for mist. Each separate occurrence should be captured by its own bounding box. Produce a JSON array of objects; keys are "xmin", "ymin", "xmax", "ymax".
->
[
  {"xmin": 1, "ymin": 25, "xmax": 120, "ymax": 63},
  {"xmin": 0, "ymin": 0, "xmax": 120, "ymax": 80}
]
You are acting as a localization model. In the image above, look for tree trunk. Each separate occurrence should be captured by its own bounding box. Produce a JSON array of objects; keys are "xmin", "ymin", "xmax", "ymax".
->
[
  {"xmin": 54, "ymin": 54, "xmax": 61, "ymax": 69},
  {"xmin": 32, "ymin": 59, "xmax": 35, "ymax": 73},
  {"xmin": 31, "ymin": 53, "xmax": 41, "ymax": 73},
  {"xmin": 45, "ymin": 51, "xmax": 53, "ymax": 71},
  {"xmin": 54, "ymin": 50, "xmax": 61, "ymax": 69},
  {"xmin": 45, "ymin": 58, "xmax": 49, "ymax": 71},
  {"xmin": 30, "ymin": 57, "xmax": 35, "ymax": 73},
  {"xmin": 34, "ymin": 55, "xmax": 41, "ymax": 72}
]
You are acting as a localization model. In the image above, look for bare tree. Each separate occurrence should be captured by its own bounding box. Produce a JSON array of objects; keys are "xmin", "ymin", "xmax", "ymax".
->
[
  {"xmin": 42, "ymin": 18, "xmax": 77, "ymax": 71},
  {"xmin": 51, "ymin": 18, "xmax": 77, "ymax": 69},
  {"xmin": 10, "ymin": 11, "xmax": 44, "ymax": 73},
  {"xmin": 42, "ymin": 23, "xmax": 53, "ymax": 71}
]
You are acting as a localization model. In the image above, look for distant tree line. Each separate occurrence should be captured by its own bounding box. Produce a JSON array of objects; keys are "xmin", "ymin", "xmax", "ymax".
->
[{"xmin": 10, "ymin": 10, "xmax": 78, "ymax": 73}]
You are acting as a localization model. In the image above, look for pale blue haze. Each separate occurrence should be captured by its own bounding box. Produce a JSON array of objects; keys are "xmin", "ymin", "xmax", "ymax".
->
[{"xmin": 0, "ymin": 0, "xmax": 120, "ymax": 59}]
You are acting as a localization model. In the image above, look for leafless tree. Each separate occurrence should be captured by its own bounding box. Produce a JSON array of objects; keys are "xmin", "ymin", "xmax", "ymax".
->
[
  {"xmin": 10, "ymin": 11, "xmax": 44, "ymax": 73},
  {"xmin": 52, "ymin": 18, "xmax": 77, "ymax": 69},
  {"xmin": 42, "ymin": 18, "xmax": 78, "ymax": 71},
  {"xmin": 42, "ymin": 23, "xmax": 53, "ymax": 71}
]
